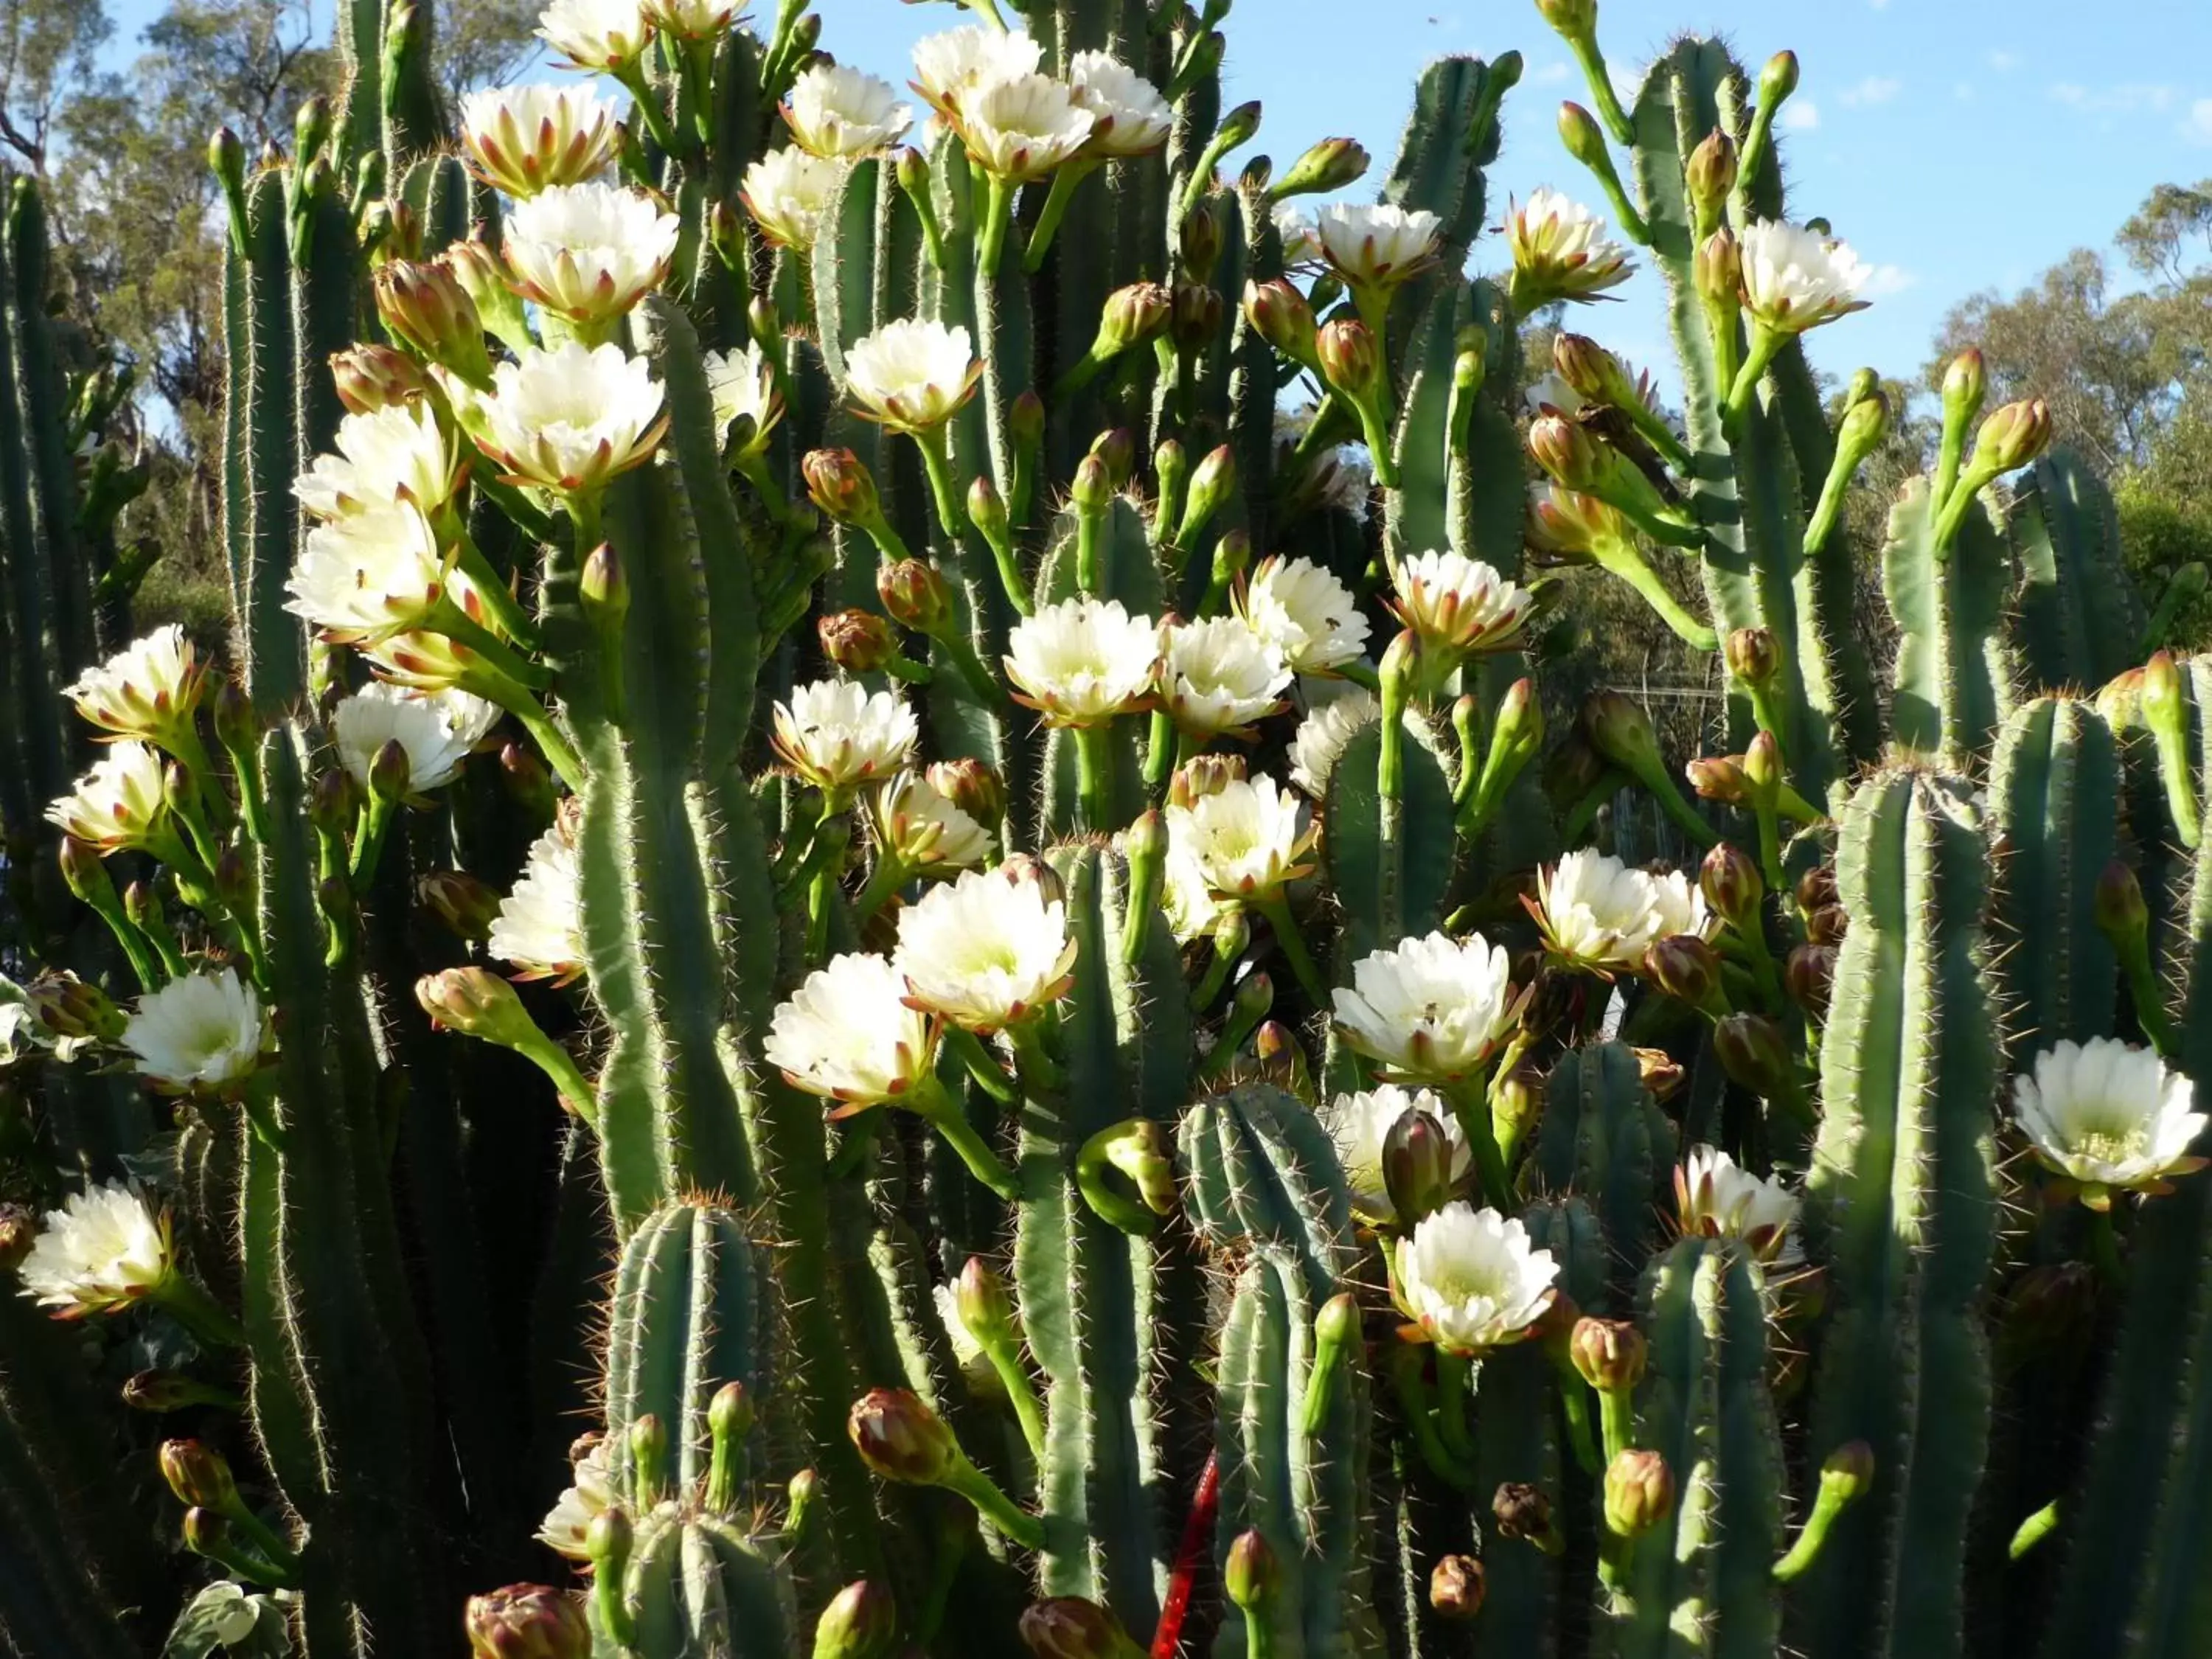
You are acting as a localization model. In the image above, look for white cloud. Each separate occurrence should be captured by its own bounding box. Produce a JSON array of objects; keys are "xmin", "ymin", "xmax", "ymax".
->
[
  {"xmin": 1780, "ymin": 99, "xmax": 1820, "ymax": 132},
  {"xmin": 1862, "ymin": 265, "xmax": 1919, "ymax": 298},
  {"xmin": 1840, "ymin": 76, "xmax": 1903, "ymax": 108},
  {"xmin": 2048, "ymin": 82, "xmax": 2177, "ymax": 115},
  {"xmin": 2185, "ymin": 99, "xmax": 2212, "ymax": 146},
  {"xmin": 1988, "ymin": 49, "xmax": 2023, "ymax": 73}
]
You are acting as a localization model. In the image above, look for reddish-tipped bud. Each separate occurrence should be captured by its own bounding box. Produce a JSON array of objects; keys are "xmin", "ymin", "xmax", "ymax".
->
[
  {"xmin": 967, "ymin": 475, "xmax": 1010, "ymax": 546},
  {"xmin": 813, "ymin": 1580, "xmax": 900, "ymax": 1659},
  {"xmin": 1070, "ymin": 453, "xmax": 1113, "ymax": 516},
  {"xmin": 1795, "ymin": 864, "xmax": 1839, "ymax": 912},
  {"xmin": 1632, "ymin": 1046, "xmax": 1687, "ymax": 1100},
  {"xmin": 580, "ymin": 542, "xmax": 627, "ymax": 628},
  {"xmin": 1695, "ymin": 229, "xmax": 1742, "ymax": 313},
  {"xmin": 1686, "ymin": 128, "xmax": 1738, "ymax": 229},
  {"xmin": 1276, "ymin": 136, "xmax": 1371, "ymax": 198},
  {"xmin": 465, "ymin": 1584, "xmax": 591, "ymax": 1659},
  {"xmin": 928, "ymin": 757, "xmax": 1006, "ymax": 825},
  {"xmin": 1785, "ymin": 943, "xmax": 1836, "ymax": 1019},
  {"xmin": 1806, "ymin": 904, "xmax": 1847, "ymax": 945},
  {"xmin": 1700, "ymin": 841, "xmax": 1764, "ymax": 926},
  {"xmin": 1017, "ymin": 1596, "xmax": 1147, "ymax": 1659},
  {"xmin": 1714, "ymin": 1012, "xmax": 1794, "ymax": 1098},
  {"xmin": 419, "ymin": 869, "xmax": 503, "ymax": 941},
  {"xmin": 1534, "ymin": 0, "xmax": 1598, "ymax": 41},
  {"xmin": 1527, "ymin": 412, "xmax": 1603, "ymax": 493},
  {"xmin": 1725, "ymin": 626, "xmax": 1781, "ymax": 687},
  {"xmin": 877, "ymin": 559, "xmax": 953, "ymax": 636},
  {"xmin": 2095, "ymin": 859, "xmax": 2149, "ymax": 942},
  {"xmin": 415, "ymin": 967, "xmax": 538, "ymax": 1048},
  {"xmin": 955, "ymin": 1257, "xmax": 1017, "ymax": 1347},
  {"xmin": 120, "ymin": 1369, "xmax": 201, "ymax": 1411},
  {"xmin": 330, "ymin": 342, "xmax": 429, "ymax": 413},
  {"xmin": 1821, "ymin": 1440, "xmax": 1876, "ymax": 1502},
  {"xmin": 820, "ymin": 609, "xmax": 898, "ymax": 674},
  {"xmin": 1224, "ymin": 1528, "xmax": 1279, "ymax": 1611},
  {"xmin": 1382, "ymin": 1108, "xmax": 1456, "ymax": 1225},
  {"xmin": 1180, "ymin": 196, "xmax": 1225, "ymax": 280},
  {"xmin": 1942, "ymin": 347, "xmax": 1986, "ymax": 430},
  {"xmin": 1686, "ymin": 754, "xmax": 1750, "ymax": 806},
  {"xmin": 1570, "ymin": 1316, "xmax": 1648, "ymax": 1393},
  {"xmin": 1095, "ymin": 282, "xmax": 1172, "ymax": 358},
  {"xmin": 1603, "ymin": 1448, "xmax": 1675, "ymax": 1538},
  {"xmin": 1090, "ymin": 428, "xmax": 1137, "ymax": 490},
  {"xmin": 847, "ymin": 1388, "xmax": 959, "ymax": 1486},
  {"xmin": 27, "ymin": 973, "xmax": 126, "ymax": 1042},
  {"xmin": 1169, "ymin": 282, "xmax": 1223, "ymax": 352},
  {"xmin": 159, "ymin": 1439, "xmax": 238, "ymax": 1512},
  {"xmin": 1242, "ymin": 277, "xmax": 1318, "ymax": 363},
  {"xmin": 1011, "ymin": 389, "xmax": 1046, "ymax": 451},
  {"xmin": 1316, "ymin": 318, "xmax": 1382, "ymax": 395},
  {"xmin": 1972, "ymin": 398, "xmax": 2053, "ymax": 476},
  {"xmin": 373, "ymin": 259, "xmax": 490, "ymax": 382},
  {"xmin": 1644, "ymin": 934, "xmax": 1722, "ymax": 1009},
  {"xmin": 1429, "ymin": 1554, "xmax": 1486, "ymax": 1621},
  {"xmin": 1170, "ymin": 751, "xmax": 1247, "ymax": 809},
  {"xmin": 804, "ymin": 448, "xmax": 881, "ymax": 526},
  {"xmin": 1759, "ymin": 49, "xmax": 1800, "ymax": 107}
]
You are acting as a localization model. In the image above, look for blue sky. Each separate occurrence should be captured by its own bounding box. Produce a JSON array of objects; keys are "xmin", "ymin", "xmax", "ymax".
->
[{"xmin": 107, "ymin": 0, "xmax": 2212, "ymax": 389}]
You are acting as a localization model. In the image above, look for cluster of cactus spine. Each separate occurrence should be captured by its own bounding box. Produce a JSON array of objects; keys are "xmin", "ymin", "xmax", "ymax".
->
[{"xmin": 0, "ymin": 0, "xmax": 2209, "ymax": 1655}]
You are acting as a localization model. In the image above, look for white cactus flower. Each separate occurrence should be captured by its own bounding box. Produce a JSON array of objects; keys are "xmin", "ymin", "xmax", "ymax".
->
[
  {"xmin": 123, "ymin": 970, "xmax": 268, "ymax": 1093},
  {"xmin": 1329, "ymin": 1084, "xmax": 1471, "ymax": 1222},
  {"xmin": 702, "ymin": 342, "xmax": 783, "ymax": 448},
  {"xmin": 1239, "ymin": 554, "xmax": 1371, "ymax": 675},
  {"xmin": 1389, "ymin": 549, "xmax": 1538, "ymax": 657},
  {"xmin": 1675, "ymin": 1145, "xmax": 1801, "ymax": 1262},
  {"xmin": 1318, "ymin": 203, "xmax": 1442, "ymax": 289},
  {"xmin": 1158, "ymin": 616, "xmax": 1292, "ymax": 737},
  {"xmin": 771, "ymin": 680, "xmax": 918, "ymax": 796},
  {"xmin": 1003, "ymin": 596, "xmax": 1159, "ymax": 727},
  {"xmin": 956, "ymin": 72, "xmax": 1096, "ymax": 183},
  {"xmin": 1523, "ymin": 370, "xmax": 1586, "ymax": 418},
  {"xmin": 1333, "ymin": 929, "xmax": 1518, "ymax": 1082},
  {"xmin": 2013, "ymin": 1037, "xmax": 2209, "ymax": 1209},
  {"xmin": 1287, "ymin": 687, "xmax": 1380, "ymax": 798},
  {"xmin": 739, "ymin": 146, "xmax": 841, "ymax": 251},
  {"xmin": 1739, "ymin": 219, "xmax": 1872, "ymax": 335},
  {"xmin": 293, "ymin": 401, "xmax": 462, "ymax": 521},
  {"xmin": 285, "ymin": 501, "xmax": 448, "ymax": 643},
  {"xmin": 467, "ymin": 340, "xmax": 667, "ymax": 495},
  {"xmin": 765, "ymin": 951, "xmax": 939, "ymax": 1110},
  {"xmin": 458, "ymin": 82, "xmax": 619, "ymax": 198},
  {"xmin": 872, "ymin": 772, "xmax": 994, "ymax": 872},
  {"xmin": 1068, "ymin": 51, "xmax": 1172, "ymax": 158},
  {"xmin": 641, "ymin": 0, "xmax": 740, "ymax": 39},
  {"xmin": 1165, "ymin": 774, "xmax": 1315, "ymax": 902},
  {"xmin": 332, "ymin": 682, "xmax": 498, "ymax": 796},
  {"xmin": 1273, "ymin": 202, "xmax": 1323, "ymax": 265},
  {"xmin": 45, "ymin": 739, "xmax": 170, "ymax": 852},
  {"xmin": 911, "ymin": 24, "xmax": 1044, "ymax": 116},
  {"xmin": 1391, "ymin": 1201, "xmax": 1558, "ymax": 1357},
  {"xmin": 1534, "ymin": 849, "xmax": 1708, "ymax": 974},
  {"xmin": 894, "ymin": 863, "xmax": 1078, "ymax": 1033},
  {"xmin": 782, "ymin": 64, "xmax": 912, "ymax": 159},
  {"xmin": 842, "ymin": 318, "xmax": 982, "ymax": 435},
  {"xmin": 15, "ymin": 1183, "xmax": 172, "ymax": 1316},
  {"xmin": 1158, "ymin": 827, "xmax": 1231, "ymax": 945},
  {"xmin": 536, "ymin": 1436, "xmax": 616, "ymax": 1559},
  {"xmin": 536, "ymin": 0, "xmax": 652, "ymax": 72},
  {"xmin": 1505, "ymin": 187, "xmax": 1634, "ymax": 305},
  {"xmin": 502, "ymin": 183, "xmax": 679, "ymax": 324},
  {"xmin": 60, "ymin": 625, "xmax": 208, "ymax": 743},
  {"xmin": 490, "ymin": 810, "xmax": 587, "ymax": 985}
]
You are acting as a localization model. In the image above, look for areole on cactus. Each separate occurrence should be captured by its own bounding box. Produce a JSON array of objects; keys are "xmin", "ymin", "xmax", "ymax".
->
[{"xmin": 0, "ymin": 0, "xmax": 2205, "ymax": 1655}]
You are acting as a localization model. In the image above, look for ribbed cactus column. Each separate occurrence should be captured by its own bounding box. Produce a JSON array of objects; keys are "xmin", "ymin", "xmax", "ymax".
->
[{"xmin": 2008, "ymin": 449, "xmax": 2147, "ymax": 695}]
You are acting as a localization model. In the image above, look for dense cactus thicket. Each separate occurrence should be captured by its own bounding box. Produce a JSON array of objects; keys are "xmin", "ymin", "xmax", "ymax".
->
[{"xmin": 1, "ymin": 0, "xmax": 2209, "ymax": 1654}]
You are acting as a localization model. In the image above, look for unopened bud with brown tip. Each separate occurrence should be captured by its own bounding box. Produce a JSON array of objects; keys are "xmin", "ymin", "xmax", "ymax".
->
[
  {"xmin": 1017, "ymin": 1596, "xmax": 1147, "ymax": 1659},
  {"xmin": 373, "ymin": 259, "xmax": 490, "ymax": 383},
  {"xmin": 1972, "ymin": 398, "xmax": 2053, "ymax": 476},
  {"xmin": 813, "ymin": 1579, "xmax": 900, "ymax": 1659},
  {"xmin": 955, "ymin": 1257, "xmax": 1017, "ymax": 1348},
  {"xmin": 1714, "ymin": 1012, "xmax": 1794, "ymax": 1099},
  {"xmin": 2095, "ymin": 858, "xmax": 2149, "ymax": 944},
  {"xmin": 818, "ymin": 609, "xmax": 897, "ymax": 676},
  {"xmin": 330, "ymin": 342, "xmax": 429, "ymax": 414},
  {"xmin": 847, "ymin": 1388, "xmax": 960, "ymax": 1486},
  {"xmin": 1700, "ymin": 841, "xmax": 1764, "ymax": 927},
  {"xmin": 1604, "ymin": 1448, "xmax": 1675, "ymax": 1537},
  {"xmin": 1316, "ymin": 318, "xmax": 1382, "ymax": 397},
  {"xmin": 1429, "ymin": 1554, "xmax": 1485, "ymax": 1621},
  {"xmin": 1095, "ymin": 283, "xmax": 1172, "ymax": 358},
  {"xmin": 1570, "ymin": 1316, "xmax": 1648, "ymax": 1394},
  {"xmin": 1242, "ymin": 278, "xmax": 1318, "ymax": 364},
  {"xmin": 1686, "ymin": 129, "xmax": 1738, "ymax": 233},
  {"xmin": 465, "ymin": 1584, "xmax": 591, "ymax": 1659},
  {"xmin": 1644, "ymin": 934, "xmax": 1723, "ymax": 1010},
  {"xmin": 928, "ymin": 757, "xmax": 1006, "ymax": 827},
  {"xmin": 419, "ymin": 869, "xmax": 503, "ymax": 941},
  {"xmin": 1090, "ymin": 428, "xmax": 1137, "ymax": 490},
  {"xmin": 1492, "ymin": 1481, "xmax": 1558, "ymax": 1545},
  {"xmin": 804, "ymin": 448, "xmax": 882, "ymax": 526},
  {"xmin": 159, "ymin": 1439, "xmax": 238, "ymax": 1512},
  {"xmin": 1382, "ymin": 1108, "xmax": 1456, "ymax": 1225},
  {"xmin": 1224, "ymin": 1528, "xmax": 1279, "ymax": 1611},
  {"xmin": 1725, "ymin": 626, "xmax": 1781, "ymax": 688},
  {"xmin": 1785, "ymin": 943, "xmax": 1836, "ymax": 1019}
]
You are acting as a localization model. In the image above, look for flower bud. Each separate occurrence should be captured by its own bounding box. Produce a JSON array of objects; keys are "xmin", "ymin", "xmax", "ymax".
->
[
  {"xmin": 1644, "ymin": 933, "xmax": 1722, "ymax": 1009},
  {"xmin": 967, "ymin": 475, "xmax": 1010, "ymax": 546},
  {"xmin": 1224, "ymin": 1528, "xmax": 1279, "ymax": 1611},
  {"xmin": 1274, "ymin": 136, "xmax": 1370, "ymax": 200},
  {"xmin": 1784, "ymin": 943, "xmax": 1835, "ymax": 1019},
  {"xmin": 928, "ymin": 758, "xmax": 1006, "ymax": 827},
  {"xmin": 1492, "ymin": 1063, "xmax": 1542, "ymax": 1139},
  {"xmin": 1820, "ymin": 1440, "xmax": 1876, "ymax": 1502},
  {"xmin": 1942, "ymin": 347, "xmax": 1986, "ymax": 431},
  {"xmin": 1699, "ymin": 842, "xmax": 1764, "ymax": 928},
  {"xmin": 419, "ymin": 869, "xmax": 503, "ymax": 941},
  {"xmin": 1603, "ymin": 1448, "xmax": 1675, "ymax": 1538},
  {"xmin": 1170, "ymin": 752, "xmax": 1247, "ymax": 811},
  {"xmin": 1570, "ymin": 1316, "xmax": 1648, "ymax": 1394},
  {"xmin": 415, "ymin": 967, "xmax": 538, "ymax": 1048},
  {"xmin": 1759, "ymin": 49, "xmax": 1800, "ymax": 108},
  {"xmin": 1694, "ymin": 229, "xmax": 1742, "ymax": 314},
  {"xmin": 813, "ymin": 1580, "xmax": 900, "ymax": 1659},
  {"xmin": 1714, "ymin": 1011, "xmax": 1793, "ymax": 1098},
  {"xmin": 208, "ymin": 124, "xmax": 246, "ymax": 192},
  {"xmin": 1429, "ymin": 1554, "xmax": 1485, "ymax": 1622},
  {"xmin": 120, "ymin": 1369, "xmax": 201, "ymax": 1411},
  {"xmin": 1096, "ymin": 282, "xmax": 1172, "ymax": 358},
  {"xmin": 580, "ymin": 543, "xmax": 628, "ymax": 630},
  {"xmin": 1070, "ymin": 453, "xmax": 1113, "ymax": 517},
  {"xmin": 1837, "ymin": 389, "xmax": 1891, "ymax": 457},
  {"xmin": 585, "ymin": 1507, "xmax": 632, "ymax": 1577},
  {"xmin": 373, "ymin": 259, "xmax": 490, "ymax": 383},
  {"xmin": 1242, "ymin": 278, "xmax": 1318, "ymax": 364},
  {"xmin": 1805, "ymin": 903, "xmax": 1846, "ymax": 945},
  {"xmin": 847, "ymin": 1388, "xmax": 960, "ymax": 1486},
  {"xmin": 1186, "ymin": 445, "xmax": 1237, "ymax": 527},
  {"xmin": 1012, "ymin": 389, "xmax": 1046, "ymax": 452},
  {"xmin": 1090, "ymin": 428, "xmax": 1137, "ymax": 491},
  {"xmin": 1017, "ymin": 1597, "xmax": 1147, "ymax": 1659},
  {"xmin": 28, "ymin": 972, "xmax": 127, "ymax": 1043},
  {"xmin": 369, "ymin": 738, "xmax": 413, "ymax": 806},
  {"xmin": 1552, "ymin": 333, "xmax": 1633, "ymax": 412},
  {"xmin": 1527, "ymin": 413, "xmax": 1602, "ymax": 494},
  {"xmin": 465, "ymin": 1584, "xmax": 591, "ymax": 1659},
  {"xmin": 310, "ymin": 766, "xmax": 359, "ymax": 837},
  {"xmin": 1000, "ymin": 852, "xmax": 1067, "ymax": 909},
  {"xmin": 330, "ymin": 342, "xmax": 429, "ymax": 414},
  {"xmin": 159, "ymin": 1439, "xmax": 238, "ymax": 1512},
  {"xmin": 1686, "ymin": 129, "xmax": 1737, "ymax": 232},
  {"xmin": 2094, "ymin": 858, "xmax": 2149, "ymax": 942},
  {"xmin": 1169, "ymin": 283, "xmax": 1222, "ymax": 352},
  {"xmin": 1971, "ymin": 398, "xmax": 2053, "ymax": 476},
  {"xmin": 706, "ymin": 1379, "xmax": 753, "ymax": 1450},
  {"xmin": 1583, "ymin": 689, "xmax": 1658, "ymax": 772},
  {"xmin": 1180, "ymin": 196, "xmax": 1225, "ymax": 282},
  {"xmin": 877, "ymin": 559, "xmax": 953, "ymax": 637},
  {"xmin": 1382, "ymin": 1107, "xmax": 1456, "ymax": 1225},
  {"xmin": 1316, "ymin": 318, "xmax": 1382, "ymax": 397},
  {"xmin": 1534, "ymin": 0, "xmax": 1598, "ymax": 41},
  {"xmin": 181, "ymin": 1506, "xmax": 227, "ymax": 1555},
  {"xmin": 1631, "ymin": 1046, "xmax": 1686, "ymax": 1100},
  {"xmin": 1795, "ymin": 864, "xmax": 1838, "ymax": 912},
  {"xmin": 955, "ymin": 1257, "xmax": 1017, "ymax": 1348},
  {"xmin": 804, "ymin": 448, "xmax": 882, "ymax": 526},
  {"xmin": 1092, "ymin": 1116, "xmax": 1178, "ymax": 1217},
  {"xmin": 1556, "ymin": 100, "xmax": 1608, "ymax": 170},
  {"xmin": 1742, "ymin": 728, "xmax": 1784, "ymax": 795},
  {"xmin": 1491, "ymin": 1481, "xmax": 1554, "ymax": 1542},
  {"xmin": 820, "ymin": 609, "xmax": 898, "ymax": 675},
  {"xmin": 1725, "ymin": 626, "xmax": 1781, "ymax": 688}
]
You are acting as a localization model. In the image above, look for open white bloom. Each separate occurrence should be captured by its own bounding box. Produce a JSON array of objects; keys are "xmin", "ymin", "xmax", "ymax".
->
[
  {"xmin": 1004, "ymin": 597, "xmax": 1159, "ymax": 727},
  {"xmin": 1391, "ymin": 1203, "xmax": 1558, "ymax": 1357},
  {"xmin": 2014, "ymin": 1037, "xmax": 2208, "ymax": 1208},
  {"xmin": 293, "ymin": 401, "xmax": 462, "ymax": 521},
  {"xmin": 1739, "ymin": 219, "xmax": 1872, "ymax": 335},
  {"xmin": 771, "ymin": 680, "xmax": 917, "ymax": 796},
  {"xmin": 1158, "ymin": 829, "xmax": 1229, "ymax": 945},
  {"xmin": 285, "ymin": 501, "xmax": 448, "ymax": 642},
  {"xmin": 504, "ymin": 183, "xmax": 679, "ymax": 324},
  {"xmin": 1239, "ymin": 554, "xmax": 1370, "ymax": 675},
  {"xmin": 46, "ymin": 739, "xmax": 170, "ymax": 852},
  {"xmin": 895, "ymin": 864, "xmax": 1078, "ymax": 1032},
  {"xmin": 537, "ymin": 1436, "xmax": 615, "ymax": 1559},
  {"xmin": 1288, "ymin": 687, "xmax": 1380, "ymax": 798},
  {"xmin": 491, "ymin": 811, "xmax": 587, "ymax": 984},
  {"xmin": 1273, "ymin": 203, "xmax": 1323, "ymax": 265},
  {"xmin": 1329, "ymin": 1085, "xmax": 1470, "ymax": 1222},
  {"xmin": 641, "ymin": 0, "xmax": 738, "ymax": 38},
  {"xmin": 537, "ymin": 0, "xmax": 651, "ymax": 72},
  {"xmin": 60, "ymin": 625, "xmax": 206, "ymax": 742},
  {"xmin": 459, "ymin": 82, "xmax": 618, "ymax": 198},
  {"xmin": 1676, "ymin": 1146, "xmax": 1800, "ymax": 1262},
  {"xmin": 911, "ymin": 24, "xmax": 1044, "ymax": 116},
  {"xmin": 1166, "ymin": 775, "xmax": 1315, "ymax": 902},
  {"xmin": 124, "ymin": 970, "xmax": 268, "ymax": 1092},
  {"xmin": 1333, "ymin": 930, "xmax": 1517, "ymax": 1082},
  {"xmin": 783, "ymin": 64, "xmax": 911, "ymax": 159},
  {"xmin": 1390, "ymin": 549, "xmax": 1538, "ymax": 656},
  {"xmin": 958, "ymin": 72, "xmax": 1095, "ymax": 183},
  {"xmin": 333, "ymin": 683, "xmax": 496, "ymax": 796},
  {"xmin": 1535, "ymin": 849, "xmax": 1708, "ymax": 974},
  {"xmin": 1158, "ymin": 616, "xmax": 1291, "ymax": 737},
  {"xmin": 873, "ymin": 772, "xmax": 993, "ymax": 872},
  {"xmin": 16, "ymin": 1183, "xmax": 170, "ymax": 1315},
  {"xmin": 702, "ymin": 342, "xmax": 783, "ymax": 448},
  {"xmin": 766, "ymin": 951, "xmax": 939, "ymax": 1111},
  {"xmin": 844, "ymin": 319, "xmax": 981, "ymax": 435},
  {"xmin": 1318, "ymin": 203, "xmax": 1442, "ymax": 288},
  {"xmin": 469, "ymin": 340, "xmax": 667, "ymax": 494},
  {"xmin": 1068, "ymin": 51, "xmax": 1172, "ymax": 157},
  {"xmin": 1505, "ymin": 187, "xmax": 1634, "ymax": 305},
  {"xmin": 739, "ymin": 146, "xmax": 840, "ymax": 251}
]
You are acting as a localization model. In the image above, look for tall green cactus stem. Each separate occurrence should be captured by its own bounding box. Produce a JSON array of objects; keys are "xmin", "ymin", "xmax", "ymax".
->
[
  {"xmin": 1533, "ymin": 1043, "xmax": 1677, "ymax": 1313},
  {"xmin": 1180, "ymin": 1081, "xmax": 1380, "ymax": 1658},
  {"xmin": 1987, "ymin": 698, "xmax": 2121, "ymax": 1058},
  {"xmin": 2008, "ymin": 449, "xmax": 2147, "ymax": 695},
  {"xmin": 224, "ymin": 167, "xmax": 305, "ymax": 709},
  {"xmin": 1612, "ymin": 1238, "xmax": 1784, "ymax": 1658},
  {"xmin": 606, "ymin": 1506, "xmax": 796, "ymax": 1658},
  {"xmin": 1798, "ymin": 768, "xmax": 1999, "ymax": 1659},
  {"xmin": 1882, "ymin": 479, "xmax": 2016, "ymax": 763},
  {"xmin": 1323, "ymin": 713, "xmax": 1459, "ymax": 971},
  {"xmin": 1014, "ymin": 842, "xmax": 1192, "ymax": 1624}
]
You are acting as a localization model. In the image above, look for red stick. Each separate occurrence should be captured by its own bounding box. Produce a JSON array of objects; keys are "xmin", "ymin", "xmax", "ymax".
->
[{"xmin": 1152, "ymin": 1450, "xmax": 1222, "ymax": 1659}]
